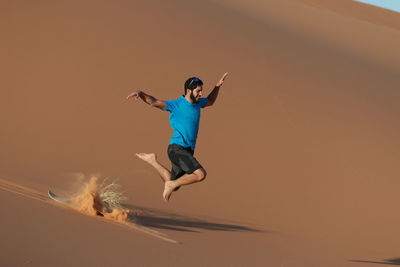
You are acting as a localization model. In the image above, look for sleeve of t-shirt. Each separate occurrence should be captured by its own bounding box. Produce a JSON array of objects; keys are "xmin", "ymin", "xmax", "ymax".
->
[
  {"xmin": 198, "ymin": 98, "xmax": 209, "ymax": 108},
  {"xmin": 163, "ymin": 99, "xmax": 179, "ymax": 112}
]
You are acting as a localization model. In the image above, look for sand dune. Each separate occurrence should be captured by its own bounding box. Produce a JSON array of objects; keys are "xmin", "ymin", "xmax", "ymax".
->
[{"xmin": 1, "ymin": 0, "xmax": 400, "ymax": 266}]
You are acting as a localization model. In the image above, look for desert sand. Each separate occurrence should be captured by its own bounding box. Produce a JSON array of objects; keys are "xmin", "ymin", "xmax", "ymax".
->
[{"xmin": 1, "ymin": 0, "xmax": 400, "ymax": 266}]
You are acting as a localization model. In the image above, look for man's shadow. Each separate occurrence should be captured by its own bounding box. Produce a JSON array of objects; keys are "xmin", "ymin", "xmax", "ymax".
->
[
  {"xmin": 123, "ymin": 204, "xmax": 265, "ymax": 233},
  {"xmin": 349, "ymin": 258, "xmax": 400, "ymax": 265}
]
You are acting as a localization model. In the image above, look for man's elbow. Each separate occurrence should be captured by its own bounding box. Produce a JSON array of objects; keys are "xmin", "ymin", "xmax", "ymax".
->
[{"xmin": 151, "ymin": 101, "xmax": 166, "ymax": 110}]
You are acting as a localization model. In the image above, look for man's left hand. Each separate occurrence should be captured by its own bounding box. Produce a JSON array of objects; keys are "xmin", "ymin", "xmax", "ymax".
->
[{"xmin": 216, "ymin": 72, "xmax": 228, "ymax": 87}]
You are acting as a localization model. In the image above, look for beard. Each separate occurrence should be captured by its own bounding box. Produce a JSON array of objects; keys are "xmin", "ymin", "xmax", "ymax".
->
[{"xmin": 190, "ymin": 91, "xmax": 199, "ymax": 103}]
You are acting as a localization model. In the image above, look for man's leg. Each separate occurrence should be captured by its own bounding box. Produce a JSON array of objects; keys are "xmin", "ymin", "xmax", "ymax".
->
[
  {"xmin": 136, "ymin": 153, "xmax": 171, "ymax": 183},
  {"xmin": 163, "ymin": 168, "xmax": 207, "ymax": 201}
]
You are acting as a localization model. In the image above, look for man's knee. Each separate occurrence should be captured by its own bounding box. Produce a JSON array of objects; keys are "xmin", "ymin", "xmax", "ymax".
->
[{"xmin": 195, "ymin": 168, "xmax": 207, "ymax": 182}]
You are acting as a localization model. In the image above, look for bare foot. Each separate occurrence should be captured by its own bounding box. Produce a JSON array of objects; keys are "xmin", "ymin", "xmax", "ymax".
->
[
  {"xmin": 163, "ymin": 181, "xmax": 176, "ymax": 201},
  {"xmin": 135, "ymin": 153, "xmax": 156, "ymax": 164}
]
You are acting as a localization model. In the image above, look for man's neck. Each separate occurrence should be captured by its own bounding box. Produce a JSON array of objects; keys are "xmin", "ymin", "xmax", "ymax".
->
[{"xmin": 184, "ymin": 94, "xmax": 194, "ymax": 103}]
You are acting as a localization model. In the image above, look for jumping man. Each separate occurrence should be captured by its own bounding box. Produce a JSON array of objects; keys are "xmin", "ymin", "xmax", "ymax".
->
[{"xmin": 126, "ymin": 72, "xmax": 228, "ymax": 201}]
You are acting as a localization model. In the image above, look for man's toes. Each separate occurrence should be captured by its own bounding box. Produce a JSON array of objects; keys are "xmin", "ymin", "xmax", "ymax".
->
[
  {"xmin": 136, "ymin": 153, "xmax": 145, "ymax": 158},
  {"xmin": 163, "ymin": 182, "xmax": 175, "ymax": 201},
  {"xmin": 163, "ymin": 191, "xmax": 170, "ymax": 201}
]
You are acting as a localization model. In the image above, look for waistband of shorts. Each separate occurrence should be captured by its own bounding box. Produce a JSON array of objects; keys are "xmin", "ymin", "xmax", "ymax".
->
[{"xmin": 168, "ymin": 143, "xmax": 194, "ymax": 151}]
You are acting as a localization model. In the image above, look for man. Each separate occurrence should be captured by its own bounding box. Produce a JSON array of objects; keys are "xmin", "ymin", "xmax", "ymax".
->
[{"xmin": 126, "ymin": 72, "xmax": 228, "ymax": 201}]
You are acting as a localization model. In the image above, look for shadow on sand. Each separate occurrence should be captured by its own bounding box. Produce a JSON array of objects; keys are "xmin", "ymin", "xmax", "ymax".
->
[
  {"xmin": 349, "ymin": 258, "xmax": 400, "ymax": 265},
  {"xmin": 123, "ymin": 204, "xmax": 264, "ymax": 233}
]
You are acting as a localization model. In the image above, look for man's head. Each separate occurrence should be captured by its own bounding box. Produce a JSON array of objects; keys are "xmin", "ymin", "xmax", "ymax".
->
[{"xmin": 184, "ymin": 77, "xmax": 203, "ymax": 103}]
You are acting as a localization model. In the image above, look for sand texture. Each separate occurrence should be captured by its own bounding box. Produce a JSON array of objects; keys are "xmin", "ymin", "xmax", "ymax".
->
[{"xmin": 1, "ymin": 0, "xmax": 400, "ymax": 266}]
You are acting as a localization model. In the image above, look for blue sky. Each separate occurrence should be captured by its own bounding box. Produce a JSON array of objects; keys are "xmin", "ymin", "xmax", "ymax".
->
[{"xmin": 354, "ymin": 0, "xmax": 400, "ymax": 12}]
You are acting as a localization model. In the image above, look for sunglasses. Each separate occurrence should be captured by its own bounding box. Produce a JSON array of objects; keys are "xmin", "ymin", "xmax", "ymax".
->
[{"xmin": 189, "ymin": 77, "xmax": 201, "ymax": 87}]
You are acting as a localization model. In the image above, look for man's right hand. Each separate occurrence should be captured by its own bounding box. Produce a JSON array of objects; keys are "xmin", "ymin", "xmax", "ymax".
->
[
  {"xmin": 126, "ymin": 90, "xmax": 143, "ymax": 100},
  {"xmin": 126, "ymin": 90, "xmax": 165, "ymax": 110}
]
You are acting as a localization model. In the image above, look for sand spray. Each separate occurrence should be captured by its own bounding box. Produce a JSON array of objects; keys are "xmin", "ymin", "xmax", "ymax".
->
[{"xmin": 69, "ymin": 176, "xmax": 130, "ymax": 223}]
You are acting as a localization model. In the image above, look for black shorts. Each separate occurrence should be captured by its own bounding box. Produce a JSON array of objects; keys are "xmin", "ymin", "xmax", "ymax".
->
[{"xmin": 167, "ymin": 144, "xmax": 203, "ymax": 180}]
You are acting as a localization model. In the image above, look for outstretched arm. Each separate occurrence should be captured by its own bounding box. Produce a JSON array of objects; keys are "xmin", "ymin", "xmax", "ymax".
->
[
  {"xmin": 126, "ymin": 90, "xmax": 166, "ymax": 110},
  {"xmin": 206, "ymin": 72, "xmax": 228, "ymax": 107}
]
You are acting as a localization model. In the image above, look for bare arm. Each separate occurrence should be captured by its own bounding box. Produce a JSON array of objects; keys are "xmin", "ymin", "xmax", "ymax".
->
[
  {"xmin": 206, "ymin": 72, "xmax": 228, "ymax": 107},
  {"xmin": 206, "ymin": 86, "xmax": 220, "ymax": 106},
  {"xmin": 126, "ymin": 90, "xmax": 166, "ymax": 110}
]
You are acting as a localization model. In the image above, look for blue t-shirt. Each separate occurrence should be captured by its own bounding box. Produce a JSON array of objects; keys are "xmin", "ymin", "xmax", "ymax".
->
[{"xmin": 163, "ymin": 96, "xmax": 208, "ymax": 150}]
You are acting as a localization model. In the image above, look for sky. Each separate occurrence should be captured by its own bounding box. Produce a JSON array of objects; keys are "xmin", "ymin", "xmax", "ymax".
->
[{"xmin": 354, "ymin": 0, "xmax": 400, "ymax": 12}]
